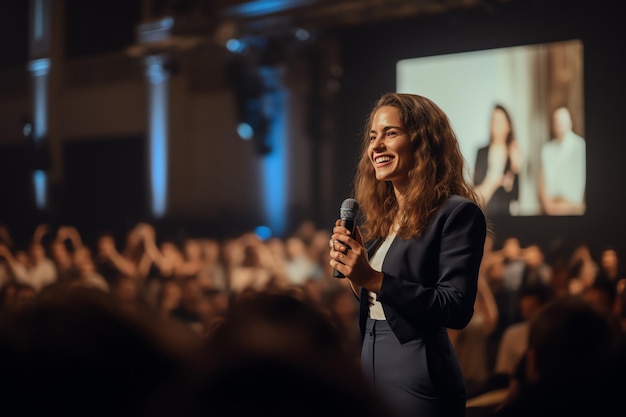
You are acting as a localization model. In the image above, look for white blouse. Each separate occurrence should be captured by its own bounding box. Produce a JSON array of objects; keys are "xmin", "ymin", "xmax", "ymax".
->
[{"xmin": 367, "ymin": 231, "xmax": 396, "ymax": 320}]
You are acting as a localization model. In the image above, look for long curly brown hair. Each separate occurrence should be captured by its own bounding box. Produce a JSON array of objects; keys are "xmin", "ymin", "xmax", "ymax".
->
[{"xmin": 354, "ymin": 93, "xmax": 482, "ymax": 241}]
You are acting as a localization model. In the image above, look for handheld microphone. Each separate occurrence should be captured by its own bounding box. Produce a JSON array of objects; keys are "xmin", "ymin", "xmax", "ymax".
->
[{"xmin": 333, "ymin": 198, "xmax": 360, "ymax": 278}]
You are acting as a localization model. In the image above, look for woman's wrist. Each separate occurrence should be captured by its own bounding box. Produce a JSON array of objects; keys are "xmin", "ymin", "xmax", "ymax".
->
[{"xmin": 364, "ymin": 271, "xmax": 384, "ymax": 294}]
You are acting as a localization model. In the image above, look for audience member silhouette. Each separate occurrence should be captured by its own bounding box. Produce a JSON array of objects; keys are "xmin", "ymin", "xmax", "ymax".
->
[
  {"xmin": 0, "ymin": 287, "xmax": 205, "ymax": 417},
  {"xmin": 580, "ymin": 279, "xmax": 623, "ymax": 336},
  {"xmin": 495, "ymin": 295, "xmax": 622, "ymax": 417},
  {"xmin": 321, "ymin": 283, "xmax": 362, "ymax": 363},
  {"xmin": 518, "ymin": 244, "xmax": 551, "ymax": 291},
  {"xmin": 492, "ymin": 285, "xmax": 552, "ymax": 384},
  {"xmin": 596, "ymin": 246, "xmax": 626, "ymax": 298},
  {"xmin": 567, "ymin": 243, "xmax": 599, "ymax": 295},
  {"xmin": 486, "ymin": 238, "xmax": 525, "ymax": 366},
  {"xmin": 198, "ymin": 290, "xmax": 395, "ymax": 417},
  {"xmin": 195, "ymin": 238, "xmax": 228, "ymax": 291},
  {"xmin": 283, "ymin": 235, "xmax": 318, "ymax": 286}
]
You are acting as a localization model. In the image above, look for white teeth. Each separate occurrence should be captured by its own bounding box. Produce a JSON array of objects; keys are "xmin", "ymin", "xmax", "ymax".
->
[{"xmin": 375, "ymin": 156, "xmax": 392, "ymax": 163}]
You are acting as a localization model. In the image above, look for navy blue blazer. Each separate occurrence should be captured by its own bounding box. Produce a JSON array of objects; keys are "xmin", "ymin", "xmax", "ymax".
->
[{"xmin": 359, "ymin": 195, "xmax": 486, "ymax": 343}]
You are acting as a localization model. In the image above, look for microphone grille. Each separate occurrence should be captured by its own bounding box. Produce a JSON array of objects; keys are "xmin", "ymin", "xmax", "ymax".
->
[{"xmin": 340, "ymin": 198, "xmax": 360, "ymax": 220}]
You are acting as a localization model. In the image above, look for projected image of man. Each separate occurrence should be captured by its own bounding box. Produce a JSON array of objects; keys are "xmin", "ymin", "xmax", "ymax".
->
[{"xmin": 538, "ymin": 107, "xmax": 586, "ymax": 215}]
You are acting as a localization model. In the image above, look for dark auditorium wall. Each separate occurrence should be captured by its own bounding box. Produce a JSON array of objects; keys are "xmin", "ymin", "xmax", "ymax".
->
[
  {"xmin": 1, "ymin": 0, "xmax": 624, "ymax": 258},
  {"xmin": 62, "ymin": 136, "xmax": 147, "ymax": 245},
  {"xmin": 334, "ymin": 0, "xmax": 626, "ymax": 258}
]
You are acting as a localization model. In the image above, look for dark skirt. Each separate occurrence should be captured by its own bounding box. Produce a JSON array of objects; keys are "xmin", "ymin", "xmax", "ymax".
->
[{"xmin": 361, "ymin": 318, "xmax": 466, "ymax": 417}]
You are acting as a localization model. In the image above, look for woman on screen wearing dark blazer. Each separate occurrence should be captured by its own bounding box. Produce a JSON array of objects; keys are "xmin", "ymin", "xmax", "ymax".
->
[
  {"xmin": 329, "ymin": 93, "xmax": 487, "ymax": 417},
  {"xmin": 473, "ymin": 104, "xmax": 522, "ymax": 216}
]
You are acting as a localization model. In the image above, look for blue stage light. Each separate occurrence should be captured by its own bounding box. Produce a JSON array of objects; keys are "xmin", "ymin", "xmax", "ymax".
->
[
  {"xmin": 226, "ymin": 38, "xmax": 245, "ymax": 53},
  {"xmin": 33, "ymin": 170, "xmax": 47, "ymax": 210},
  {"xmin": 255, "ymin": 225, "xmax": 272, "ymax": 240},
  {"xmin": 237, "ymin": 122, "xmax": 254, "ymax": 140}
]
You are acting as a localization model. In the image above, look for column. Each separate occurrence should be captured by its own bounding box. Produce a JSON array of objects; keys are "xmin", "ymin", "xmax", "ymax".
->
[
  {"xmin": 28, "ymin": 0, "xmax": 52, "ymax": 210},
  {"xmin": 258, "ymin": 66, "xmax": 288, "ymax": 236},
  {"xmin": 144, "ymin": 54, "xmax": 170, "ymax": 219}
]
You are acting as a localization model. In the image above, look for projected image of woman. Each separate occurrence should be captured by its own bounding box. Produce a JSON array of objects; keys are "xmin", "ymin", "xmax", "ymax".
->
[{"xmin": 473, "ymin": 104, "xmax": 523, "ymax": 216}]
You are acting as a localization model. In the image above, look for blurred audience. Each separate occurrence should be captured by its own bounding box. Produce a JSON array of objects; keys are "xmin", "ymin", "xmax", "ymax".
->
[
  {"xmin": 450, "ymin": 273, "xmax": 499, "ymax": 398},
  {"xmin": 0, "ymin": 220, "xmax": 624, "ymax": 416},
  {"xmin": 0, "ymin": 233, "xmax": 57, "ymax": 293}
]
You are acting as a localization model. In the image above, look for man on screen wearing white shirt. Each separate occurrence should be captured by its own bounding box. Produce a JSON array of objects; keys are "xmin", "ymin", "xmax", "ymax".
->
[{"xmin": 538, "ymin": 106, "xmax": 586, "ymax": 215}]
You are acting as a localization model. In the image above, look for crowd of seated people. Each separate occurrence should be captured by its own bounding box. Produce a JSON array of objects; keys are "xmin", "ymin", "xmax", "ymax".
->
[
  {"xmin": 464, "ymin": 235, "xmax": 626, "ymax": 416},
  {"xmin": 0, "ymin": 221, "xmax": 359, "ymax": 351},
  {"xmin": 1, "ymin": 220, "xmax": 625, "ymax": 416},
  {"xmin": 0, "ymin": 220, "xmax": 393, "ymax": 416}
]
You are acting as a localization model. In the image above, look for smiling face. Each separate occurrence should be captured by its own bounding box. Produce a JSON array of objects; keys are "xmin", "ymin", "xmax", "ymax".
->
[{"xmin": 368, "ymin": 105, "xmax": 414, "ymax": 190}]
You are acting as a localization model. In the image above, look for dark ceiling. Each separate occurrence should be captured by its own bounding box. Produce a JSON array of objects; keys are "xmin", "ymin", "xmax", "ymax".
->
[
  {"xmin": 0, "ymin": 0, "xmax": 533, "ymax": 66},
  {"xmin": 213, "ymin": 0, "xmax": 490, "ymax": 32},
  {"xmin": 127, "ymin": 0, "xmax": 519, "ymax": 58}
]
